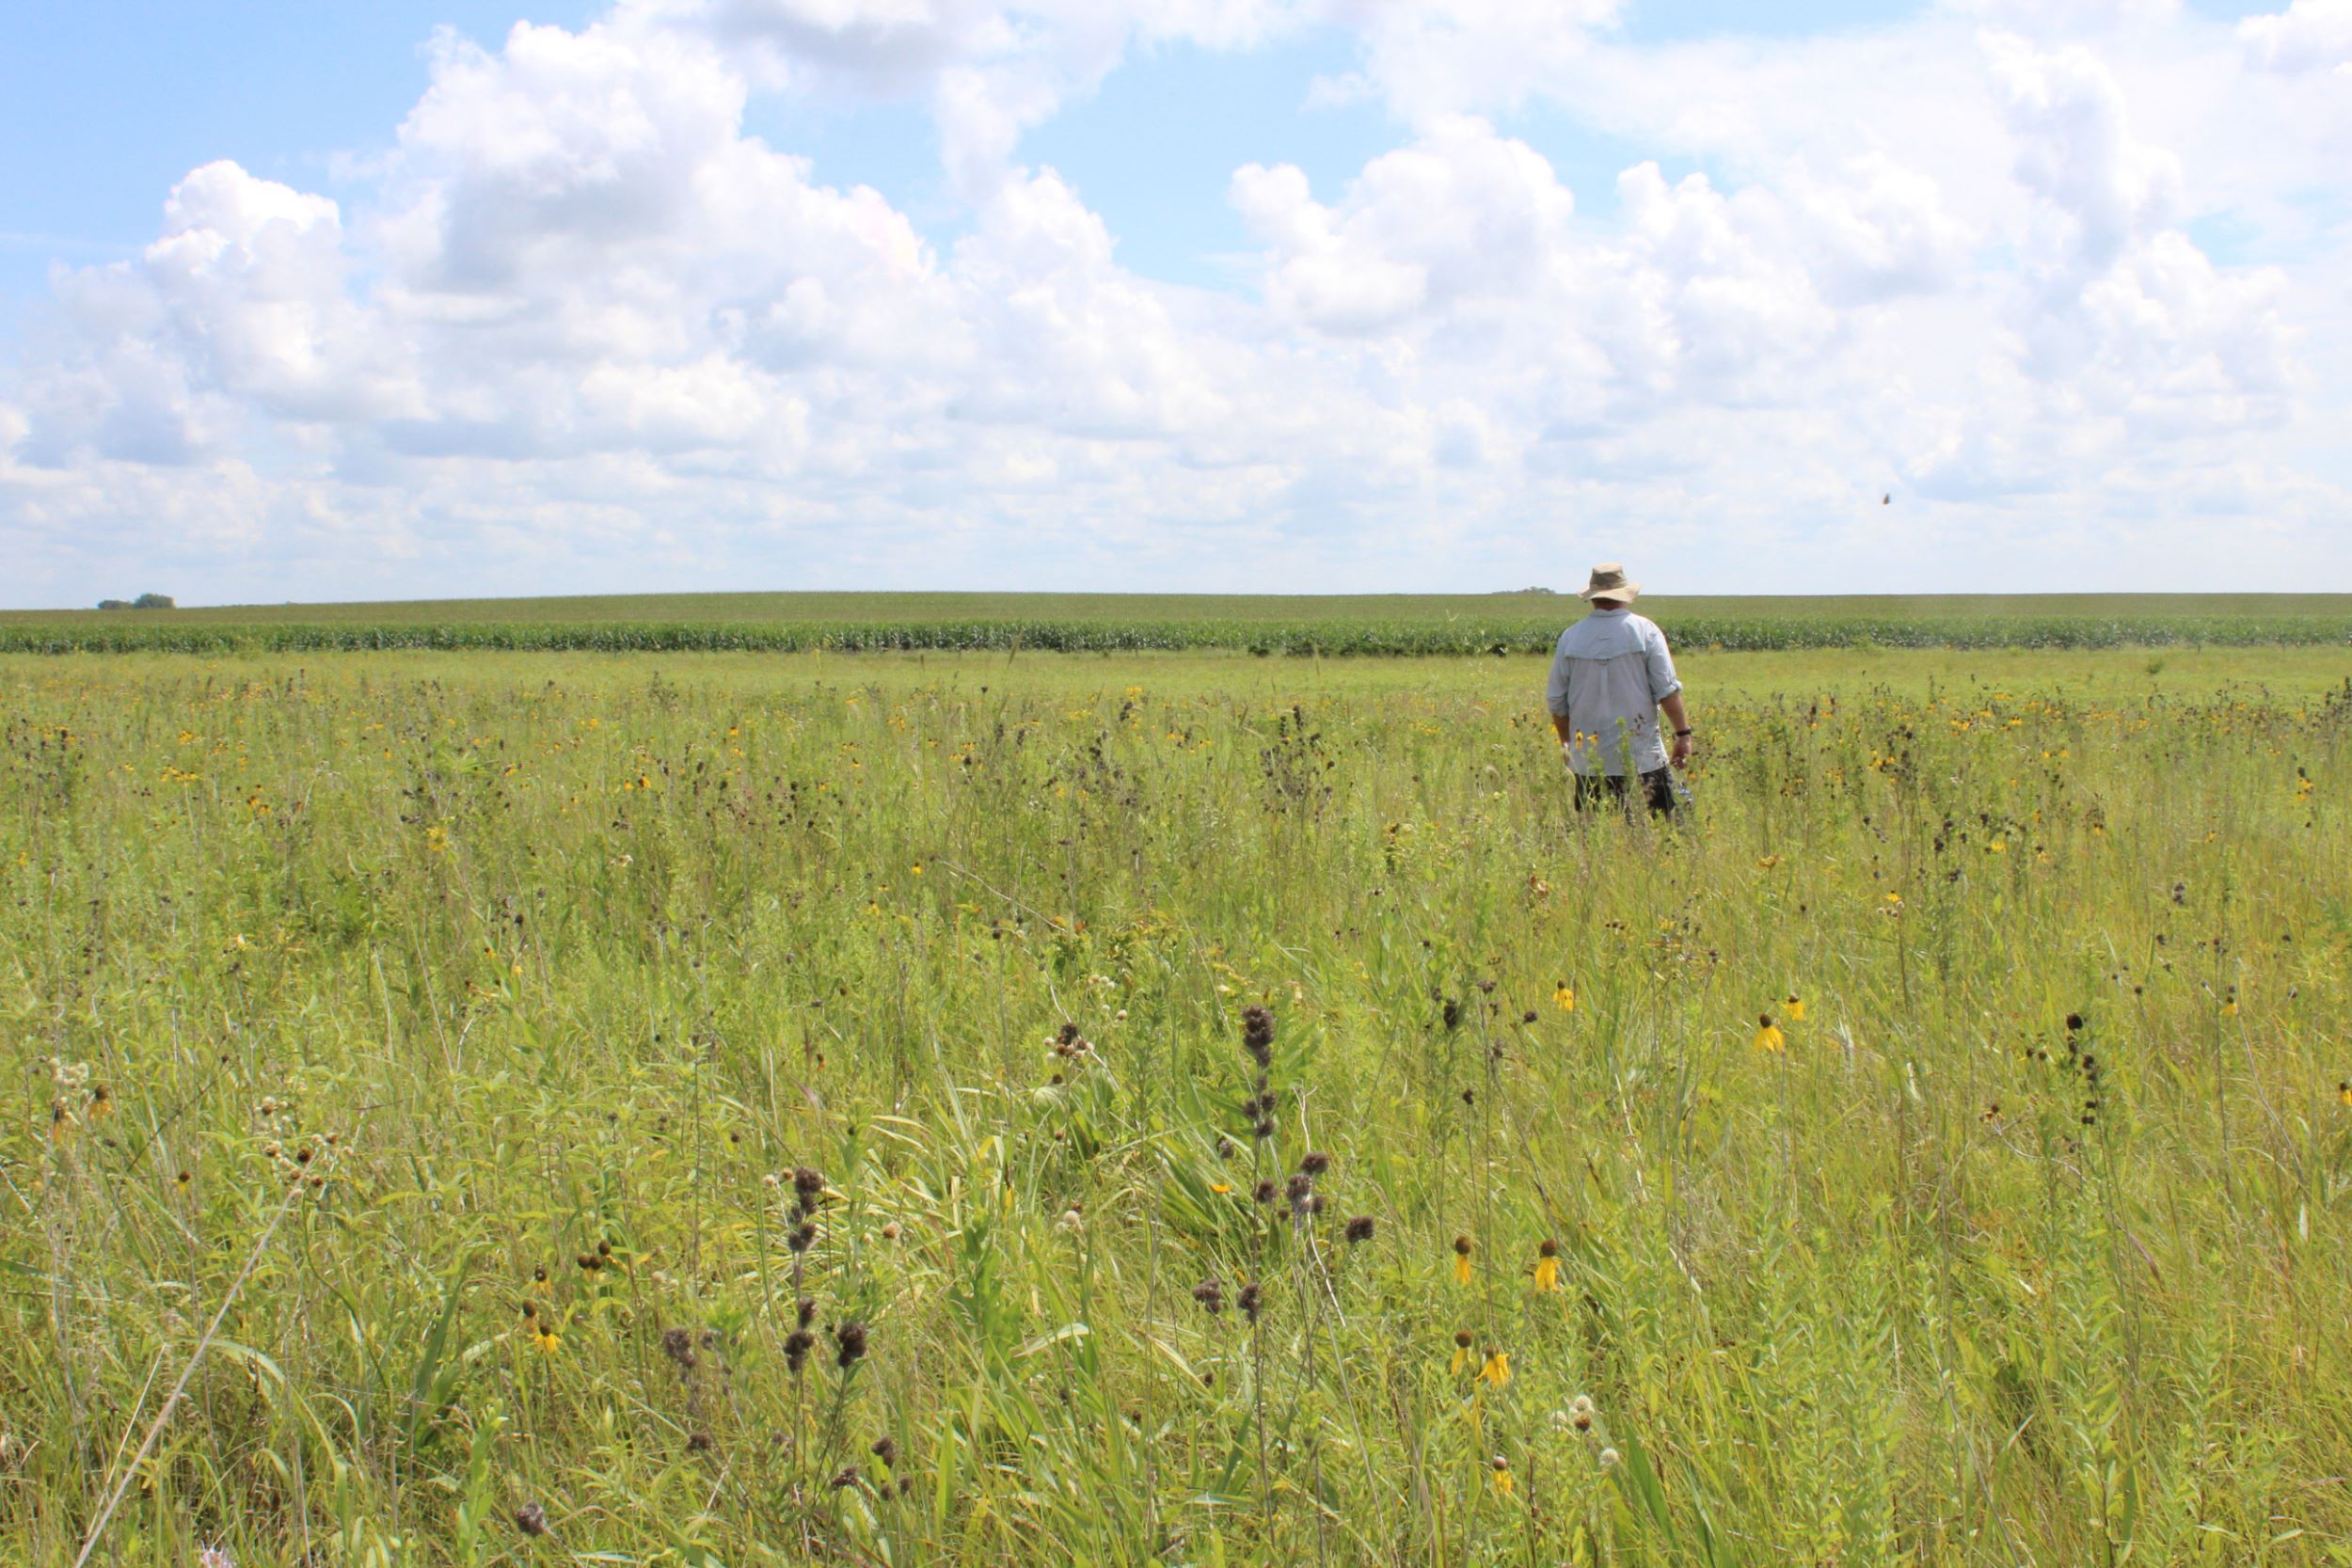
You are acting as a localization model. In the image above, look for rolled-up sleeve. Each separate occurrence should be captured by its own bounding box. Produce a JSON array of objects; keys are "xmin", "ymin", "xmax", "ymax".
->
[{"xmin": 1644, "ymin": 625, "xmax": 1681, "ymax": 702}]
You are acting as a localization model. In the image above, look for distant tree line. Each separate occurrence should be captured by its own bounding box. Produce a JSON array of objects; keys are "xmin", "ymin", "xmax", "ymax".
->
[{"xmin": 96, "ymin": 594, "xmax": 176, "ymax": 610}]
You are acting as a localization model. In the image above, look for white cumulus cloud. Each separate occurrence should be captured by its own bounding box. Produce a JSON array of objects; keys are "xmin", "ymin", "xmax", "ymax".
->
[{"xmin": 0, "ymin": 0, "xmax": 2344, "ymax": 603}]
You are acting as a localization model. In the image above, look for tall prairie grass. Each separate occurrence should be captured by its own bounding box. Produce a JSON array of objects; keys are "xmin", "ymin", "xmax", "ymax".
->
[{"xmin": 3, "ymin": 649, "xmax": 2348, "ymax": 1566}]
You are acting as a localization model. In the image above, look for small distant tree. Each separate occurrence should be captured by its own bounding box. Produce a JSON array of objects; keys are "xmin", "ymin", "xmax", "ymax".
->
[
  {"xmin": 96, "ymin": 598, "xmax": 132, "ymax": 610},
  {"xmin": 131, "ymin": 593, "xmax": 176, "ymax": 610}
]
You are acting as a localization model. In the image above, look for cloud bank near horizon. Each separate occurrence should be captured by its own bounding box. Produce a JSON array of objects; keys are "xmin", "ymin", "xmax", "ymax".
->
[{"xmin": 3, "ymin": 0, "xmax": 2348, "ymax": 607}]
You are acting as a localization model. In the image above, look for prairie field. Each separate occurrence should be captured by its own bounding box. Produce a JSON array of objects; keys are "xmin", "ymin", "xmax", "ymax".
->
[{"xmin": 4, "ymin": 645, "xmax": 2351, "ymax": 1566}]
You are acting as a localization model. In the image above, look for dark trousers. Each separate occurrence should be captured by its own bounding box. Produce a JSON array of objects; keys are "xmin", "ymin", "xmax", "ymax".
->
[{"xmin": 1574, "ymin": 767, "xmax": 1677, "ymax": 816}]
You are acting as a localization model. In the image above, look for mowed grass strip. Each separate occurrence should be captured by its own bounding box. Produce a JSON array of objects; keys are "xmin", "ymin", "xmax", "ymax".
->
[{"xmin": 3, "ymin": 648, "xmax": 2348, "ymax": 1565}]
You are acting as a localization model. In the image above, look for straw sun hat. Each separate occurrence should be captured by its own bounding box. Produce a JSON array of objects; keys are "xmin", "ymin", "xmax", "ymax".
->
[{"xmin": 1578, "ymin": 562, "xmax": 1640, "ymax": 603}]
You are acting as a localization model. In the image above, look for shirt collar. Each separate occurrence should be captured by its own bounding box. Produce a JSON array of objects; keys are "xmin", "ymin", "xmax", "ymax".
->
[{"xmin": 1586, "ymin": 607, "xmax": 1629, "ymax": 618}]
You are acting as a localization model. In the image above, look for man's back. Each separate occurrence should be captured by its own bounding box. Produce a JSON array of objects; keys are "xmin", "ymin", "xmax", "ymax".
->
[{"xmin": 1546, "ymin": 609, "xmax": 1680, "ymax": 776}]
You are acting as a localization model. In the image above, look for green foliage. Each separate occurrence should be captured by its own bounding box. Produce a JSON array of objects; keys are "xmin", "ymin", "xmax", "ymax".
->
[
  {"xmin": 2, "ymin": 648, "xmax": 2349, "ymax": 1565},
  {"xmin": 6, "ymin": 590, "xmax": 2351, "ymax": 655}
]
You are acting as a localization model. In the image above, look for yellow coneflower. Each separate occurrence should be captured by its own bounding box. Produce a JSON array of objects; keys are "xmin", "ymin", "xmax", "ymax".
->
[
  {"xmin": 1782, "ymin": 994, "xmax": 1805, "ymax": 1022},
  {"xmin": 1533, "ymin": 1239, "xmax": 1561, "ymax": 1292},
  {"xmin": 1553, "ymin": 982, "xmax": 1576, "ymax": 1013},
  {"xmin": 1753, "ymin": 1014, "xmax": 1787, "ymax": 1054},
  {"xmin": 49, "ymin": 1101, "xmax": 76, "ymax": 1147},
  {"xmin": 1491, "ymin": 1456, "xmax": 1515, "ymax": 1497},
  {"xmin": 1209, "ymin": 1180, "xmax": 1233, "ymax": 1195},
  {"xmin": 1477, "ymin": 1348, "xmax": 1511, "ymax": 1387},
  {"xmin": 88, "ymin": 1083, "xmax": 115, "ymax": 1120},
  {"xmin": 2338, "ymin": 1080, "xmax": 2350, "ymax": 1107},
  {"xmin": 531, "ymin": 1324, "xmax": 562, "ymax": 1354},
  {"xmin": 1452, "ymin": 1234, "xmax": 1473, "ymax": 1285},
  {"xmin": 1450, "ymin": 1329, "xmax": 1473, "ymax": 1376}
]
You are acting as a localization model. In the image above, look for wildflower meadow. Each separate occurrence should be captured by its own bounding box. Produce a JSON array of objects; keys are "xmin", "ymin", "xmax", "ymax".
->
[{"xmin": 4, "ymin": 644, "xmax": 2349, "ymax": 1566}]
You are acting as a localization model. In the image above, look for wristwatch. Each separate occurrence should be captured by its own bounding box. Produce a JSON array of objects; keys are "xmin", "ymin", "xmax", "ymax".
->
[{"xmin": 1674, "ymin": 728, "xmax": 1693, "ymax": 736}]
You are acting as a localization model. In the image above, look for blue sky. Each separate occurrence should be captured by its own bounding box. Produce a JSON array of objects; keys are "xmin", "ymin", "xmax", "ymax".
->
[
  {"xmin": 2, "ymin": 0, "xmax": 2277, "ymax": 310},
  {"xmin": 1, "ymin": 0, "xmax": 2344, "ymax": 605}
]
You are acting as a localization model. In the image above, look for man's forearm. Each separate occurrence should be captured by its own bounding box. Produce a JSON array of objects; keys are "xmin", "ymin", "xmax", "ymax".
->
[
  {"xmin": 1660, "ymin": 691, "xmax": 1689, "ymax": 735},
  {"xmin": 1551, "ymin": 711, "xmax": 1574, "ymax": 745}
]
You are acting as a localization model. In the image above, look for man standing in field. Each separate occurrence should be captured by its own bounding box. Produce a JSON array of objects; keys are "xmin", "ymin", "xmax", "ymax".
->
[{"xmin": 1546, "ymin": 563, "xmax": 1693, "ymax": 816}]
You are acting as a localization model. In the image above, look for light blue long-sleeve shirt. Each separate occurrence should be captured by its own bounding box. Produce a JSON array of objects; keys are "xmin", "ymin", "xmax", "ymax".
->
[{"xmin": 1545, "ymin": 608, "xmax": 1681, "ymax": 776}]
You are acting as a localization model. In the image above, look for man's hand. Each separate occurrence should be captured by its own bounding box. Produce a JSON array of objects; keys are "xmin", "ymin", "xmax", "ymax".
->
[{"xmin": 1660, "ymin": 690, "xmax": 1692, "ymax": 768}]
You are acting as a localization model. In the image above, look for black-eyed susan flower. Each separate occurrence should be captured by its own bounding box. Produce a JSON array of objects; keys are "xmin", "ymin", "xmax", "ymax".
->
[
  {"xmin": 2338, "ymin": 1080, "xmax": 2350, "ymax": 1107},
  {"xmin": 1782, "ymin": 994, "xmax": 1805, "ymax": 1022},
  {"xmin": 1450, "ymin": 1329, "xmax": 1473, "ymax": 1375},
  {"xmin": 1477, "ymin": 1348, "xmax": 1511, "ymax": 1387},
  {"xmin": 1533, "ymin": 1239, "xmax": 1561, "ymax": 1292},
  {"xmin": 1491, "ymin": 1456, "xmax": 1515, "ymax": 1497},
  {"xmin": 1553, "ymin": 982, "xmax": 1576, "ymax": 1013},
  {"xmin": 1452, "ymin": 1234, "xmax": 1473, "ymax": 1285},
  {"xmin": 1753, "ymin": 1014, "xmax": 1787, "ymax": 1054}
]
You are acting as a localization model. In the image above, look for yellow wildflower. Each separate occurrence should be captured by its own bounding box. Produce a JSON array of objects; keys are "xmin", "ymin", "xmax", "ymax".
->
[
  {"xmin": 1450, "ymin": 1330, "xmax": 1473, "ymax": 1376},
  {"xmin": 1552, "ymin": 983, "xmax": 1576, "ymax": 1012},
  {"xmin": 1783, "ymin": 995, "xmax": 1805, "ymax": 1022},
  {"xmin": 1491, "ymin": 1457, "xmax": 1516, "ymax": 1497},
  {"xmin": 1477, "ymin": 1349, "xmax": 1511, "ymax": 1387},
  {"xmin": 1533, "ymin": 1239, "xmax": 1561, "ymax": 1292},
  {"xmin": 1452, "ymin": 1234, "xmax": 1473, "ymax": 1285},
  {"xmin": 1753, "ymin": 1014, "xmax": 1787, "ymax": 1054}
]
